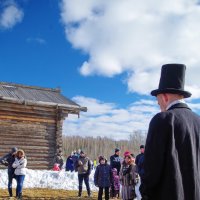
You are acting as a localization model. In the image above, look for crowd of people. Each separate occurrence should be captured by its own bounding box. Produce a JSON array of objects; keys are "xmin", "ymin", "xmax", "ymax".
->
[
  {"xmin": 63, "ymin": 147, "xmax": 144, "ymax": 200},
  {"xmin": 0, "ymin": 146, "xmax": 145, "ymax": 200}
]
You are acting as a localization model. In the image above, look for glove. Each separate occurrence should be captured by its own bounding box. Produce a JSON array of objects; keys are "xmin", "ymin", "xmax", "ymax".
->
[{"xmin": 1, "ymin": 160, "xmax": 8, "ymax": 166}]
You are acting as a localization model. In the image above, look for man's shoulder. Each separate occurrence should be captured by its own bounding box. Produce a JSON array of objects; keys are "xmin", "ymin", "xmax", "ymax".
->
[{"xmin": 150, "ymin": 111, "xmax": 172, "ymax": 126}]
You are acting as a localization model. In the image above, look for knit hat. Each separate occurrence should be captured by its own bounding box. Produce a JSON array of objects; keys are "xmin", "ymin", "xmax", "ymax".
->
[
  {"xmin": 112, "ymin": 168, "xmax": 117, "ymax": 173},
  {"xmin": 123, "ymin": 151, "xmax": 131, "ymax": 157},
  {"xmin": 140, "ymin": 145, "xmax": 145, "ymax": 149},
  {"xmin": 115, "ymin": 148, "xmax": 120, "ymax": 153},
  {"xmin": 11, "ymin": 147, "xmax": 18, "ymax": 153}
]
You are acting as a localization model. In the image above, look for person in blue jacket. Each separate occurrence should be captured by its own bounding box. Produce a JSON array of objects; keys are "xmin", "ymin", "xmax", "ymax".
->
[
  {"xmin": 65, "ymin": 154, "xmax": 74, "ymax": 172},
  {"xmin": 94, "ymin": 156, "xmax": 112, "ymax": 200}
]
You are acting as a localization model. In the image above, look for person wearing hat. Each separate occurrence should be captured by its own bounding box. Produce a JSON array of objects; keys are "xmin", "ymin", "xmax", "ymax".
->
[
  {"xmin": 110, "ymin": 148, "xmax": 122, "ymax": 175},
  {"xmin": 12, "ymin": 149, "xmax": 27, "ymax": 199},
  {"xmin": 140, "ymin": 64, "xmax": 200, "ymax": 200},
  {"xmin": 120, "ymin": 154, "xmax": 137, "ymax": 200},
  {"xmin": 94, "ymin": 156, "xmax": 112, "ymax": 200},
  {"xmin": 75, "ymin": 150, "xmax": 92, "ymax": 197},
  {"xmin": 110, "ymin": 148, "xmax": 122, "ymax": 198},
  {"xmin": 0, "ymin": 147, "xmax": 18, "ymax": 197}
]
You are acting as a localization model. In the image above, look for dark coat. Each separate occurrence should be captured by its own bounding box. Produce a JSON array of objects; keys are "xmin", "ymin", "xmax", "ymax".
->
[
  {"xmin": 94, "ymin": 164, "xmax": 112, "ymax": 187},
  {"xmin": 141, "ymin": 103, "xmax": 200, "ymax": 200},
  {"xmin": 110, "ymin": 154, "xmax": 121, "ymax": 174},
  {"xmin": 0, "ymin": 153, "xmax": 15, "ymax": 171},
  {"xmin": 65, "ymin": 156, "xmax": 74, "ymax": 172},
  {"xmin": 135, "ymin": 153, "xmax": 144, "ymax": 179}
]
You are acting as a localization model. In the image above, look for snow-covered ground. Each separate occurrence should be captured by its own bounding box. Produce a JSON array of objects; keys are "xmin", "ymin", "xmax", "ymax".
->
[{"xmin": 0, "ymin": 169, "xmax": 141, "ymax": 199}]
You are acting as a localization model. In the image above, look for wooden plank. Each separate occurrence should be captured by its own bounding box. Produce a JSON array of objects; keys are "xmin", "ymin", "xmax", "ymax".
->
[
  {"xmin": 0, "ymin": 111, "xmax": 56, "ymax": 120},
  {"xmin": 0, "ymin": 115, "xmax": 56, "ymax": 123},
  {"xmin": 0, "ymin": 106, "xmax": 57, "ymax": 117}
]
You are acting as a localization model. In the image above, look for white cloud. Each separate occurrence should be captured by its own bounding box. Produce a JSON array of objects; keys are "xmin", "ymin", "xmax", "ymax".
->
[
  {"xmin": 64, "ymin": 96, "xmax": 200, "ymax": 140},
  {"xmin": 60, "ymin": 0, "xmax": 200, "ymax": 98},
  {"xmin": 63, "ymin": 96, "xmax": 159, "ymax": 140},
  {"xmin": 0, "ymin": 1, "xmax": 24, "ymax": 29}
]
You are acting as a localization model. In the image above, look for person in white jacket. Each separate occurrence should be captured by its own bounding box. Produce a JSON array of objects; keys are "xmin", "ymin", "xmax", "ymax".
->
[{"xmin": 12, "ymin": 149, "xmax": 27, "ymax": 199}]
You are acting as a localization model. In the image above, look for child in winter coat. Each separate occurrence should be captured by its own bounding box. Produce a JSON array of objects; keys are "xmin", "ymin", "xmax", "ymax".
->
[
  {"xmin": 94, "ymin": 156, "xmax": 112, "ymax": 200},
  {"xmin": 110, "ymin": 168, "xmax": 120, "ymax": 199},
  {"xmin": 53, "ymin": 163, "xmax": 60, "ymax": 171},
  {"xmin": 120, "ymin": 154, "xmax": 137, "ymax": 200}
]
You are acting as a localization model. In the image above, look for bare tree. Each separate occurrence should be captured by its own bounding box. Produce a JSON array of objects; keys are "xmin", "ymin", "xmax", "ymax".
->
[{"xmin": 62, "ymin": 130, "xmax": 147, "ymax": 161}]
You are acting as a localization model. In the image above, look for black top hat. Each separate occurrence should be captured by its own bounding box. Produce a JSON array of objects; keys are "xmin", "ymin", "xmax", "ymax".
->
[{"xmin": 151, "ymin": 64, "xmax": 191, "ymax": 98}]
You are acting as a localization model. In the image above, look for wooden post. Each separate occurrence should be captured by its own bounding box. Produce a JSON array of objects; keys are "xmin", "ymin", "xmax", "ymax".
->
[{"xmin": 53, "ymin": 108, "xmax": 65, "ymax": 168}]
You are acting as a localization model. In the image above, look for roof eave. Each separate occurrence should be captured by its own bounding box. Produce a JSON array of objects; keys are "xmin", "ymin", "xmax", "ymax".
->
[{"xmin": 0, "ymin": 96, "xmax": 87, "ymax": 113}]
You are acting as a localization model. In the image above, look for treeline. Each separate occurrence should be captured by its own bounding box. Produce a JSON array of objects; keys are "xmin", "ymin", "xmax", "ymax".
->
[{"xmin": 62, "ymin": 131, "xmax": 146, "ymax": 160}]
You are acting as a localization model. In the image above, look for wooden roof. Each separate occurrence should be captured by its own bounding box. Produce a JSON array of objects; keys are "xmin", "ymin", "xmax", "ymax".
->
[{"xmin": 0, "ymin": 82, "xmax": 87, "ymax": 113}]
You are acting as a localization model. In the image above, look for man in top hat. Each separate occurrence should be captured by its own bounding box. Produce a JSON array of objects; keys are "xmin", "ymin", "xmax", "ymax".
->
[
  {"xmin": 0, "ymin": 147, "xmax": 18, "ymax": 197},
  {"xmin": 140, "ymin": 64, "xmax": 200, "ymax": 200}
]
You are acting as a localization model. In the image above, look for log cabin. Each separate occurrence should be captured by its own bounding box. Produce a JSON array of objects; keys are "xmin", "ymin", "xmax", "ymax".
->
[{"xmin": 0, "ymin": 82, "xmax": 87, "ymax": 169}]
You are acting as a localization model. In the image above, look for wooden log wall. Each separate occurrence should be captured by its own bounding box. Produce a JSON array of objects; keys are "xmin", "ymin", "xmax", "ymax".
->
[{"xmin": 0, "ymin": 101, "xmax": 66, "ymax": 169}]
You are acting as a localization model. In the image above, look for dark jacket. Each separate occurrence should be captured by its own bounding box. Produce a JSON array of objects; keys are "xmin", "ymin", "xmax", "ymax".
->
[
  {"xmin": 65, "ymin": 156, "xmax": 74, "ymax": 172},
  {"xmin": 141, "ymin": 103, "xmax": 200, "ymax": 200},
  {"xmin": 0, "ymin": 153, "xmax": 15, "ymax": 171},
  {"xmin": 110, "ymin": 154, "xmax": 121, "ymax": 174},
  {"xmin": 136, "ymin": 153, "xmax": 144, "ymax": 179},
  {"xmin": 94, "ymin": 164, "xmax": 112, "ymax": 187}
]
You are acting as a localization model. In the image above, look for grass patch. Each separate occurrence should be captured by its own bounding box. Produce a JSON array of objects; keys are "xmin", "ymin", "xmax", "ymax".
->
[{"xmin": 0, "ymin": 189, "xmax": 98, "ymax": 200}]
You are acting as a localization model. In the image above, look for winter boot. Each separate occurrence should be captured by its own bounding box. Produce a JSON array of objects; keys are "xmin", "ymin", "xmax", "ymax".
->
[
  {"xmin": 17, "ymin": 192, "xmax": 22, "ymax": 200},
  {"xmin": 8, "ymin": 188, "xmax": 12, "ymax": 197},
  {"xmin": 78, "ymin": 186, "xmax": 82, "ymax": 197},
  {"xmin": 87, "ymin": 189, "xmax": 91, "ymax": 197}
]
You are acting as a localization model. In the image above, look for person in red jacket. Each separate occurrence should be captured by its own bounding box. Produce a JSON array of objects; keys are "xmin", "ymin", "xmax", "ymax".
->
[{"xmin": 52, "ymin": 163, "xmax": 60, "ymax": 171}]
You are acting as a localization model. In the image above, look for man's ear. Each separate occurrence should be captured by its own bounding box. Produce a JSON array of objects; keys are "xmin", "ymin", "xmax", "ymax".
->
[{"xmin": 163, "ymin": 93, "xmax": 169, "ymax": 102}]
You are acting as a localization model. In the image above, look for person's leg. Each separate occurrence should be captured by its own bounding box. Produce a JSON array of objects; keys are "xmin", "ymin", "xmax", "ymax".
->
[
  {"xmin": 7, "ymin": 170, "xmax": 14, "ymax": 197},
  {"xmin": 16, "ymin": 175, "xmax": 25, "ymax": 198},
  {"xmin": 78, "ymin": 174, "xmax": 84, "ymax": 197},
  {"xmin": 98, "ymin": 187, "xmax": 103, "ymax": 200},
  {"xmin": 83, "ymin": 174, "xmax": 91, "ymax": 196},
  {"xmin": 110, "ymin": 184, "xmax": 115, "ymax": 198},
  {"xmin": 105, "ymin": 187, "xmax": 109, "ymax": 200}
]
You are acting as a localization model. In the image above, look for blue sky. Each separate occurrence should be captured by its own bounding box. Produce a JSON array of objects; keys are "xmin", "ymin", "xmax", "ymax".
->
[{"xmin": 1, "ymin": 0, "xmax": 200, "ymax": 140}]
